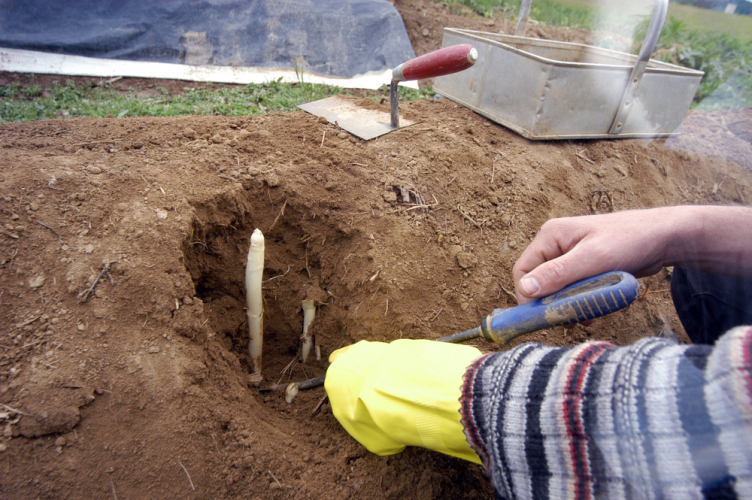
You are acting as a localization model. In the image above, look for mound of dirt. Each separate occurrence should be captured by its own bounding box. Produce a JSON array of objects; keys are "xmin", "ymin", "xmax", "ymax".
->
[{"xmin": 2, "ymin": 1, "xmax": 751, "ymax": 499}]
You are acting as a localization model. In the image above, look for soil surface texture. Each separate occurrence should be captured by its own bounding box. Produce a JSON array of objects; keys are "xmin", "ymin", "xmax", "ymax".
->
[{"xmin": 2, "ymin": 1, "xmax": 752, "ymax": 498}]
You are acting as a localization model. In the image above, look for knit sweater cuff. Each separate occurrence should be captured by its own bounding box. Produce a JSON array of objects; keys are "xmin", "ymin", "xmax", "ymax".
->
[{"xmin": 458, "ymin": 328, "xmax": 752, "ymax": 500}]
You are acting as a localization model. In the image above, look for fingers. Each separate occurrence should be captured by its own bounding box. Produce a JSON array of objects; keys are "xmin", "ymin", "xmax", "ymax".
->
[
  {"xmin": 512, "ymin": 210, "xmax": 669, "ymax": 304},
  {"xmin": 512, "ymin": 219, "xmax": 585, "ymax": 303},
  {"xmin": 516, "ymin": 246, "xmax": 611, "ymax": 302}
]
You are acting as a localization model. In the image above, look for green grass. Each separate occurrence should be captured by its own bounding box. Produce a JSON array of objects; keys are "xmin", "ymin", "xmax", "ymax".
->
[
  {"xmin": 473, "ymin": 0, "xmax": 752, "ymax": 41},
  {"xmin": 638, "ymin": 16, "xmax": 752, "ymax": 107},
  {"xmin": 667, "ymin": 3, "xmax": 752, "ymax": 42},
  {"xmin": 0, "ymin": 78, "xmax": 339, "ymax": 123},
  {"xmin": 0, "ymin": 77, "xmax": 434, "ymax": 124},
  {"xmin": 436, "ymin": 0, "xmax": 752, "ymax": 109}
]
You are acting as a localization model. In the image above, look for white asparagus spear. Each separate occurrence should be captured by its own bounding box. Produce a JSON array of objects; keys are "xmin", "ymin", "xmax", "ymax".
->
[
  {"xmin": 246, "ymin": 228, "xmax": 264, "ymax": 382},
  {"xmin": 301, "ymin": 299, "xmax": 316, "ymax": 363}
]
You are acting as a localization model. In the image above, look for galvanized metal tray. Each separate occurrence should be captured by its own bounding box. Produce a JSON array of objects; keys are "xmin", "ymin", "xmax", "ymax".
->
[{"xmin": 433, "ymin": 0, "xmax": 704, "ymax": 140}]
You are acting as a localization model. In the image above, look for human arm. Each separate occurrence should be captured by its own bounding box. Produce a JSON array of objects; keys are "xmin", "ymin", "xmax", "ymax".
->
[
  {"xmin": 513, "ymin": 205, "xmax": 752, "ymax": 304},
  {"xmin": 325, "ymin": 329, "xmax": 752, "ymax": 499},
  {"xmin": 460, "ymin": 326, "xmax": 752, "ymax": 499}
]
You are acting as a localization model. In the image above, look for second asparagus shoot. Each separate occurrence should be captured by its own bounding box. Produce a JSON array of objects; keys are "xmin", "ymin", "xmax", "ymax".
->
[{"xmin": 301, "ymin": 299, "xmax": 316, "ymax": 363}]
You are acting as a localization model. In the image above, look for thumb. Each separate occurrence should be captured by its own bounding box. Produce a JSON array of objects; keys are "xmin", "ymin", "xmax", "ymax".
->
[{"xmin": 517, "ymin": 252, "xmax": 595, "ymax": 301}]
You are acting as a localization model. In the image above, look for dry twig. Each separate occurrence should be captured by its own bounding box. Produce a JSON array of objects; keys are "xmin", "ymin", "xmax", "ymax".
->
[
  {"xmin": 110, "ymin": 477, "xmax": 118, "ymax": 500},
  {"xmin": 178, "ymin": 461, "xmax": 195, "ymax": 491},
  {"xmin": 576, "ymin": 150, "xmax": 596, "ymax": 164},
  {"xmin": 457, "ymin": 205, "xmax": 483, "ymax": 228},
  {"xmin": 79, "ymin": 261, "xmax": 116, "ymax": 302},
  {"xmin": 1, "ymin": 403, "xmax": 29, "ymax": 416},
  {"xmin": 37, "ymin": 221, "xmax": 62, "ymax": 241},
  {"xmin": 268, "ymin": 199, "xmax": 288, "ymax": 232},
  {"xmin": 310, "ymin": 394, "xmax": 328, "ymax": 416},
  {"xmin": 269, "ymin": 471, "xmax": 281, "ymax": 488},
  {"xmin": 429, "ymin": 308, "xmax": 444, "ymax": 322},
  {"xmin": 500, "ymin": 284, "xmax": 517, "ymax": 303}
]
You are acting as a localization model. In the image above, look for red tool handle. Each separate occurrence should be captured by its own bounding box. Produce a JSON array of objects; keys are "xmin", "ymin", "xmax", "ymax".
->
[{"xmin": 392, "ymin": 44, "xmax": 478, "ymax": 82}]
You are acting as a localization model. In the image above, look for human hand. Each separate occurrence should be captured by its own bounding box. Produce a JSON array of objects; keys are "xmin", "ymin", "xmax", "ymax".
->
[
  {"xmin": 512, "ymin": 209, "xmax": 679, "ymax": 304},
  {"xmin": 325, "ymin": 339, "xmax": 482, "ymax": 463}
]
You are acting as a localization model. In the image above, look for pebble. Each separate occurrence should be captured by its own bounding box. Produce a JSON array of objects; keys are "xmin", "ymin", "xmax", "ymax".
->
[
  {"xmin": 448, "ymin": 245, "xmax": 463, "ymax": 258},
  {"xmin": 55, "ymin": 437, "xmax": 66, "ymax": 447},
  {"xmin": 148, "ymin": 346, "xmax": 160, "ymax": 354},
  {"xmin": 264, "ymin": 172, "xmax": 280, "ymax": 187},
  {"xmin": 382, "ymin": 191, "xmax": 397, "ymax": 203},
  {"xmin": 84, "ymin": 244, "xmax": 94, "ymax": 254},
  {"xmin": 156, "ymin": 209, "xmax": 168, "ymax": 220},
  {"xmin": 86, "ymin": 165, "xmax": 103, "ymax": 174},
  {"xmin": 457, "ymin": 252, "xmax": 478, "ymax": 269},
  {"xmin": 183, "ymin": 127, "xmax": 197, "ymax": 140},
  {"xmin": 28, "ymin": 275, "xmax": 45, "ymax": 289},
  {"xmin": 29, "ymin": 201, "xmax": 39, "ymax": 211}
]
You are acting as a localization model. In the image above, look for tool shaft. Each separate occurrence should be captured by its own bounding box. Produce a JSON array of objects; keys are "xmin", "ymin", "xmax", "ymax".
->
[
  {"xmin": 437, "ymin": 326, "xmax": 481, "ymax": 344},
  {"xmin": 390, "ymin": 80, "xmax": 400, "ymax": 129},
  {"xmin": 438, "ymin": 271, "xmax": 639, "ymax": 345}
]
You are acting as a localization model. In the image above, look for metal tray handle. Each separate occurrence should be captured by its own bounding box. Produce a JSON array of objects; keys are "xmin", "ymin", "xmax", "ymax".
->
[
  {"xmin": 515, "ymin": 0, "xmax": 533, "ymax": 37},
  {"xmin": 608, "ymin": 0, "xmax": 668, "ymax": 134},
  {"xmin": 514, "ymin": 0, "xmax": 668, "ymax": 135}
]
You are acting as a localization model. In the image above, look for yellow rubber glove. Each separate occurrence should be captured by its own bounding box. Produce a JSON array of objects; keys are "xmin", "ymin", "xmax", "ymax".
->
[{"xmin": 325, "ymin": 339, "xmax": 482, "ymax": 464}]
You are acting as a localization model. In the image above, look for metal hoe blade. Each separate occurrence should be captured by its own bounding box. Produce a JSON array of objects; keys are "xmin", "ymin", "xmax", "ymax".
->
[{"xmin": 298, "ymin": 95, "xmax": 415, "ymax": 141}]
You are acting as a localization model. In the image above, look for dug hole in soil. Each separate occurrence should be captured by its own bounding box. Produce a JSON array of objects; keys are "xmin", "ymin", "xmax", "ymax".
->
[{"xmin": 2, "ymin": 2, "xmax": 752, "ymax": 499}]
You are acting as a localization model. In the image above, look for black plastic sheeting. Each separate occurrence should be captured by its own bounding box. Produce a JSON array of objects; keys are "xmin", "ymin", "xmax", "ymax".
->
[{"xmin": 0, "ymin": 0, "xmax": 416, "ymax": 78}]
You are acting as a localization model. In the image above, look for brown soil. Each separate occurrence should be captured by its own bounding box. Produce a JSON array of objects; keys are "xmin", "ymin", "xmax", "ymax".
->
[{"xmin": 2, "ymin": 1, "xmax": 751, "ymax": 499}]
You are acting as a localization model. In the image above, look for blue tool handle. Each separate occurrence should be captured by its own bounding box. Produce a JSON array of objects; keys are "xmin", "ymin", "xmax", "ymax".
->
[{"xmin": 480, "ymin": 271, "xmax": 640, "ymax": 345}]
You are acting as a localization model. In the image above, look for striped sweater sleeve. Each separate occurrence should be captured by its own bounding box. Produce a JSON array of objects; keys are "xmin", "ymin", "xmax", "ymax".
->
[{"xmin": 460, "ymin": 326, "xmax": 752, "ymax": 500}]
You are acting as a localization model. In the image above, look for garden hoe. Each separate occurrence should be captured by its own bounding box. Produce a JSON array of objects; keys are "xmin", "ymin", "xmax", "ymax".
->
[{"xmin": 299, "ymin": 44, "xmax": 478, "ymax": 141}]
